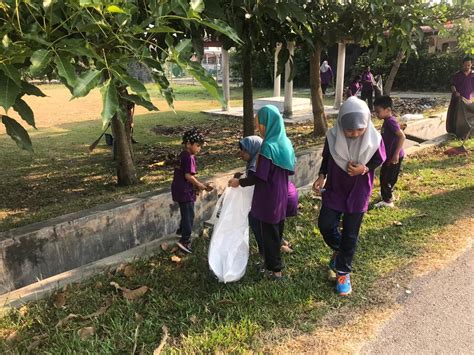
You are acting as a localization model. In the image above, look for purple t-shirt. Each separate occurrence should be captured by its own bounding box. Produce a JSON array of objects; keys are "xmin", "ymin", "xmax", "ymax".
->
[
  {"xmin": 320, "ymin": 68, "xmax": 333, "ymax": 85},
  {"xmin": 381, "ymin": 116, "xmax": 405, "ymax": 160},
  {"xmin": 321, "ymin": 141, "xmax": 386, "ymax": 213},
  {"xmin": 287, "ymin": 181, "xmax": 298, "ymax": 217},
  {"xmin": 348, "ymin": 82, "xmax": 361, "ymax": 96},
  {"xmin": 451, "ymin": 70, "xmax": 474, "ymax": 100},
  {"xmin": 171, "ymin": 150, "xmax": 197, "ymax": 203},
  {"xmin": 361, "ymin": 71, "xmax": 374, "ymax": 92},
  {"xmin": 250, "ymin": 155, "xmax": 289, "ymax": 224}
]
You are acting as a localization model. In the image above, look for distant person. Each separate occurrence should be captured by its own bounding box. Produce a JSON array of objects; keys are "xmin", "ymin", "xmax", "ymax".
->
[
  {"xmin": 361, "ymin": 66, "xmax": 375, "ymax": 111},
  {"xmin": 446, "ymin": 56, "xmax": 474, "ymax": 136},
  {"xmin": 171, "ymin": 128, "xmax": 213, "ymax": 254},
  {"xmin": 374, "ymin": 74, "xmax": 383, "ymax": 99},
  {"xmin": 320, "ymin": 61, "xmax": 334, "ymax": 95},
  {"xmin": 347, "ymin": 75, "xmax": 361, "ymax": 98},
  {"xmin": 313, "ymin": 97, "xmax": 386, "ymax": 296},
  {"xmin": 373, "ymin": 96, "xmax": 406, "ymax": 208}
]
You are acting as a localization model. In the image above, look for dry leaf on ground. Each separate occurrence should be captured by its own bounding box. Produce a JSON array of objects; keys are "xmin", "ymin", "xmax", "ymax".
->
[
  {"xmin": 115, "ymin": 263, "xmax": 126, "ymax": 273},
  {"xmin": 123, "ymin": 286, "xmax": 149, "ymax": 301},
  {"xmin": 171, "ymin": 255, "xmax": 181, "ymax": 263},
  {"xmin": 77, "ymin": 326, "xmax": 95, "ymax": 340},
  {"xmin": 189, "ymin": 315, "xmax": 198, "ymax": 324},
  {"xmin": 55, "ymin": 299, "xmax": 112, "ymax": 328},
  {"xmin": 153, "ymin": 325, "xmax": 169, "ymax": 355},
  {"xmin": 393, "ymin": 221, "xmax": 403, "ymax": 226},
  {"xmin": 55, "ymin": 314, "xmax": 80, "ymax": 328},
  {"xmin": 19, "ymin": 305, "xmax": 28, "ymax": 317},
  {"xmin": 53, "ymin": 292, "xmax": 66, "ymax": 308},
  {"xmin": 123, "ymin": 265, "xmax": 136, "ymax": 278},
  {"xmin": 5, "ymin": 330, "xmax": 19, "ymax": 343},
  {"xmin": 27, "ymin": 334, "xmax": 48, "ymax": 351}
]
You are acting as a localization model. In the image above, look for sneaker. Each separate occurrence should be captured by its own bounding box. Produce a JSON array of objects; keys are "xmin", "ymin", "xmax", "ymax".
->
[
  {"xmin": 328, "ymin": 251, "xmax": 338, "ymax": 281},
  {"xmin": 176, "ymin": 241, "xmax": 192, "ymax": 254},
  {"xmin": 374, "ymin": 200, "xmax": 394, "ymax": 208},
  {"xmin": 336, "ymin": 273, "xmax": 352, "ymax": 296}
]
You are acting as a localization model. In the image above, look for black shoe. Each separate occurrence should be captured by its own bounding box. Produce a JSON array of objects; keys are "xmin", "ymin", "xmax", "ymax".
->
[{"xmin": 177, "ymin": 241, "xmax": 192, "ymax": 254}]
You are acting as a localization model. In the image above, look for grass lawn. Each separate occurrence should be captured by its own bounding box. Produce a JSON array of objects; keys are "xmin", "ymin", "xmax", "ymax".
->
[
  {"xmin": 0, "ymin": 85, "xmax": 331, "ymax": 232},
  {"xmin": 1, "ymin": 140, "xmax": 473, "ymax": 353}
]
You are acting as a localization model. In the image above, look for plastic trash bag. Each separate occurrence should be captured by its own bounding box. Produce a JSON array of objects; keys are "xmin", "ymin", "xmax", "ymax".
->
[{"xmin": 208, "ymin": 186, "xmax": 254, "ymax": 283}]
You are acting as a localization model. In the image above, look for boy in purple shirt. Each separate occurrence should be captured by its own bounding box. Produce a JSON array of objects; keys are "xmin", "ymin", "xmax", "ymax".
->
[
  {"xmin": 229, "ymin": 105, "xmax": 296, "ymax": 280},
  {"xmin": 361, "ymin": 66, "xmax": 375, "ymax": 111},
  {"xmin": 313, "ymin": 97, "xmax": 385, "ymax": 296},
  {"xmin": 373, "ymin": 96, "xmax": 406, "ymax": 208},
  {"xmin": 171, "ymin": 128, "xmax": 213, "ymax": 254}
]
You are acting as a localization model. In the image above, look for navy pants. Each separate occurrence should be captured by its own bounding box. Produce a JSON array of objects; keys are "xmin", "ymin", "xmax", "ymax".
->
[
  {"xmin": 380, "ymin": 157, "xmax": 403, "ymax": 203},
  {"xmin": 361, "ymin": 89, "xmax": 373, "ymax": 111},
  {"xmin": 252, "ymin": 218, "xmax": 285, "ymax": 272},
  {"xmin": 178, "ymin": 202, "xmax": 194, "ymax": 243},
  {"xmin": 318, "ymin": 205, "xmax": 364, "ymax": 274}
]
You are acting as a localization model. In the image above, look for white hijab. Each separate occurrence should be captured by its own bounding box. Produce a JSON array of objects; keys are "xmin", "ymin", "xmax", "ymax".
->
[
  {"xmin": 327, "ymin": 96, "xmax": 381, "ymax": 171},
  {"xmin": 320, "ymin": 61, "xmax": 330, "ymax": 73}
]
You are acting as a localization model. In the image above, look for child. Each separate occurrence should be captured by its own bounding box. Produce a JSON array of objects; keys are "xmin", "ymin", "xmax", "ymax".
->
[
  {"xmin": 235, "ymin": 136, "xmax": 298, "ymax": 261},
  {"xmin": 313, "ymin": 97, "xmax": 386, "ymax": 295},
  {"xmin": 229, "ymin": 105, "xmax": 296, "ymax": 279},
  {"xmin": 171, "ymin": 128, "xmax": 213, "ymax": 254},
  {"xmin": 373, "ymin": 96, "xmax": 406, "ymax": 208},
  {"xmin": 346, "ymin": 75, "xmax": 361, "ymax": 98}
]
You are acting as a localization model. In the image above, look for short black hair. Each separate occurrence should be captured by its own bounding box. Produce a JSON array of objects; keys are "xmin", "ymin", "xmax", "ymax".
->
[
  {"xmin": 463, "ymin": 56, "xmax": 472, "ymax": 63},
  {"xmin": 182, "ymin": 128, "xmax": 205, "ymax": 145},
  {"xmin": 374, "ymin": 95, "xmax": 393, "ymax": 109}
]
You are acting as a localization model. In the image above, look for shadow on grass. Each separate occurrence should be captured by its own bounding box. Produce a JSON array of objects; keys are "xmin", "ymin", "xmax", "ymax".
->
[{"xmin": 1, "ymin": 178, "xmax": 472, "ymax": 352}]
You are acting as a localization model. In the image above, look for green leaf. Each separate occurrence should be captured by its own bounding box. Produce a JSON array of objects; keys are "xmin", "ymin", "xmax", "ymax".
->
[
  {"xmin": 0, "ymin": 64, "xmax": 21, "ymax": 86},
  {"xmin": 100, "ymin": 79, "xmax": 119, "ymax": 127},
  {"xmin": 73, "ymin": 69, "xmax": 101, "ymax": 98},
  {"xmin": 120, "ymin": 93, "xmax": 158, "ymax": 111},
  {"xmin": 30, "ymin": 49, "xmax": 52, "ymax": 75},
  {"xmin": 190, "ymin": 0, "xmax": 204, "ymax": 13},
  {"xmin": 175, "ymin": 39, "xmax": 192, "ymax": 55},
  {"xmin": 0, "ymin": 70, "xmax": 20, "ymax": 111},
  {"xmin": 13, "ymin": 98, "xmax": 36, "ymax": 128},
  {"xmin": 146, "ymin": 26, "xmax": 182, "ymax": 33},
  {"xmin": 55, "ymin": 54, "xmax": 77, "ymax": 88},
  {"xmin": 106, "ymin": 5, "xmax": 126, "ymax": 14},
  {"xmin": 112, "ymin": 68, "xmax": 150, "ymax": 101},
  {"xmin": 1, "ymin": 115, "xmax": 33, "ymax": 152},
  {"xmin": 21, "ymin": 81, "xmax": 46, "ymax": 97},
  {"xmin": 201, "ymin": 19, "xmax": 242, "ymax": 45}
]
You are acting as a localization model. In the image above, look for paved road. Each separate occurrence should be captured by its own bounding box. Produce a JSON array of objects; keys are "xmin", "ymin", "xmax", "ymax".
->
[{"xmin": 361, "ymin": 242, "xmax": 474, "ymax": 355}]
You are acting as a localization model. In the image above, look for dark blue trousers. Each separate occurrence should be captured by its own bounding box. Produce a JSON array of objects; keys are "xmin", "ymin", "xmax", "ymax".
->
[
  {"xmin": 318, "ymin": 205, "xmax": 364, "ymax": 274},
  {"xmin": 178, "ymin": 202, "xmax": 194, "ymax": 243}
]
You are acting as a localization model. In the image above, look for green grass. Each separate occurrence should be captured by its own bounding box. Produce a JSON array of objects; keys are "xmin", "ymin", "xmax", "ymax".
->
[
  {"xmin": 1, "ymin": 140, "xmax": 473, "ymax": 353},
  {"xmin": 0, "ymin": 86, "xmax": 329, "ymax": 232}
]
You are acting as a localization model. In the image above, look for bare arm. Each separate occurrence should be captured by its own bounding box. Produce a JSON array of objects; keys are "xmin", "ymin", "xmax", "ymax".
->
[{"xmin": 185, "ymin": 173, "xmax": 206, "ymax": 191}]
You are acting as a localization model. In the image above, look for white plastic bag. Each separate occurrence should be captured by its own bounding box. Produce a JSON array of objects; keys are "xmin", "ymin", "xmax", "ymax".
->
[{"xmin": 208, "ymin": 186, "xmax": 254, "ymax": 283}]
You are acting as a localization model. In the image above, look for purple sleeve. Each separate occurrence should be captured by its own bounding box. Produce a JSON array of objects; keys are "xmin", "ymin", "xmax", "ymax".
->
[
  {"xmin": 366, "ymin": 140, "xmax": 386, "ymax": 170},
  {"xmin": 254, "ymin": 155, "xmax": 271, "ymax": 182},
  {"xmin": 387, "ymin": 118, "xmax": 401, "ymax": 134},
  {"xmin": 318, "ymin": 139, "xmax": 330, "ymax": 176},
  {"xmin": 181, "ymin": 153, "xmax": 196, "ymax": 175}
]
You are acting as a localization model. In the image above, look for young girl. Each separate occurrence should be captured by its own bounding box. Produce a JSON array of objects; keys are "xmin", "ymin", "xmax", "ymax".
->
[
  {"xmin": 313, "ymin": 97, "xmax": 386, "ymax": 295},
  {"xmin": 171, "ymin": 128, "xmax": 213, "ymax": 254},
  {"xmin": 229, "ymin": 105, "xmax": 296, "ymax": 279},
  {"xmin": 235, "ymin": 136, "xmax": 298, "ymax": 261}
]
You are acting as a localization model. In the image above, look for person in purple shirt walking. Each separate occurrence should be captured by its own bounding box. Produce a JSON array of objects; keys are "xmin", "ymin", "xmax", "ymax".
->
[
  {"xmin": 229, "ymin": 105, "xmax": 296, "ymax": 280},
  {"xmin": 373, "ymin": 96, "xmax": 406, "ymax": 208},
  {"xmin": 360, "ymin": 66, "xmax": 375, "ymax": 111},
  {"xmin": 446, "ymin": 56, "xmax": 474, "ymax": 135},
  {"xmin": 346, "ymin": 75, "xmax": 361, "ymax": 98},
  {"xmin": 320, "ymin": 61, "xmax": 334, "ymax": 95},
  {"xmin": 171, "ymin": 128, "xmax": 213, "ymax": 254},
  {"xmin": 313, "ymin": 97, "xmax": 386, "ymax": 296}
]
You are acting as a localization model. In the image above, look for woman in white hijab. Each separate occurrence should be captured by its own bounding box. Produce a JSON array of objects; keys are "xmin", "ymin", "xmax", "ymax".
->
[
  {"xmin": 312, "ymin": 96, "xmax": 386, "ymax": 296},
  {"xmin": 320, "ymin": 60, "xmax": 334, "ymax": 94}
]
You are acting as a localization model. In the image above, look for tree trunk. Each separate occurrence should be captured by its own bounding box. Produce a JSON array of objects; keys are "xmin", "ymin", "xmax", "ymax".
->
[
  {"xmin": 242, "ymin": 27, "xmax": 254, "ymax": 137},
  {"xmin": 310, "ymin": 41, "xmax": 327, "ymax": 137},
  {"xmin": 110, "ymin": 104, "xmax": 138, "ymax": 186},
  {"xmin": 384, "ymin": 49, "xmax": 405, "ymax": 96}
]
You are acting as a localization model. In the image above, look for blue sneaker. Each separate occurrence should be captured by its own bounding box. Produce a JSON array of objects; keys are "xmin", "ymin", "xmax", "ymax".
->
[
  {"xmin": 336, "ymin": 273, "xmax": 352, "ymax": 296},
  {"xmin": 328, "ymin": 251, "xmax": 338, "ymax": 281}
]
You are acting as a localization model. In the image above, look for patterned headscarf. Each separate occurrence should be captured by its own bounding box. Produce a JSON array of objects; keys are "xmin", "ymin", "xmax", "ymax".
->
[{"xmin": 182, "ymin": 128, "xmax": 205, "ymax": 145}]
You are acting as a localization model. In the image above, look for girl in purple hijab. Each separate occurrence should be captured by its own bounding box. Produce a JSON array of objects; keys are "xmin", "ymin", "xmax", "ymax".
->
[{"xmin": 313, "ymin": 97, "xmax": 386, "ymax": 296}]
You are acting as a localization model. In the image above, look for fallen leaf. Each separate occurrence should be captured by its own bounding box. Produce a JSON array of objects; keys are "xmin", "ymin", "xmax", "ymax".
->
[
  {"xmin": 189, "ymin": 315, "xmax": 198, "ymax": 324},
  {"xmin": 78, "ymin": 326, "xmax": 95, "ymax": 340},
  {"xmin": 94, "ymin": 281, "xmax": 103, "ymax": 289},
  {"xmin": 55, "ymin": 314, "xmax": 80, "ymax": 328},
  {"xmin": 115, "ymin": 263, "xmax": 126, "ymax": 273},
  {"xmin": 160, "ymin": 242, "xmax": 169, "ymax": 251},
  {"xmin": 27, "ymin": 334, "xmax": 47, "ymax": 351},
  {"xmin": 123, "ymin": 286, "xmax": 149, "ymax": 301},
  {"xmin": 153, "ymin": 325, "xmax": 169, "ymax": 355},
  {"xmin": 19, "ymin": 305, "xmax": 28, "ymax": 317},
  {"xmin": 6, "ymin": 330, "xmax": 19, "ymax": 343},
  {"xmin": 123, "ymin": 265, "xmax": 136, "ymax": 278},
  {"xmin": 171, "ymin": 255, "xmax": 181, "ymax": 263},
  {"xmin": 53, "ymin": 292, "xmax": 66, "ymax": 308},
  {"xmin": 393, "ymin": 221, "xmax": 403, "ymax": 226},
  {"xmin": 86, "ymin": 299, "xmax": 112, "ymax": 317}
]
